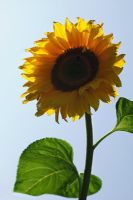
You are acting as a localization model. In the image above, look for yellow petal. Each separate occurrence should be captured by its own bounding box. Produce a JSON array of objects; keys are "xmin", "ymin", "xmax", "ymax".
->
[
  {"xmin": 47, "ymin": 109, "xmax": 55, "ymax": 115},
  {"xmin": 53, "ymin": 22, "xmax": 67, "ymax": 40},
  {"xmin": 76, "ymin": 17, "xmax": 88, "ymax": 32}
]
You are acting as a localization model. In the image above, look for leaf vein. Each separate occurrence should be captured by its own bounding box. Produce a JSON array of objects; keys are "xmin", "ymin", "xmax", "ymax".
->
[{"xmin": 25, "ymin": 169, "xmax": 66, "ymax": 193}]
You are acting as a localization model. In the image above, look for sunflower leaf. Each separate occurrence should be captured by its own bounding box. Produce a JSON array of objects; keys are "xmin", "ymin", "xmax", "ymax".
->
[
  {"xmin": 63, "ymin": 173, "xmax": 102, "ymax": 197},
  {"xmin": 14, "ymin": 138, "xmax": 79, "ymax": 197},
  {"xmin": 113, "ymin": 97, "xmax": 133, "ymax": 133},
  {"xmin": 87, "ymin": 174, "xmax": 102, "ymax": 195}
]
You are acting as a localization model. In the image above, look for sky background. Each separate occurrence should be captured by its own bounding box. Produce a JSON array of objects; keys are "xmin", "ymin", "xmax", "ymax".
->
[{"xmin": 0, "ymin": 0, "xmax": 133, "ymax": 199}]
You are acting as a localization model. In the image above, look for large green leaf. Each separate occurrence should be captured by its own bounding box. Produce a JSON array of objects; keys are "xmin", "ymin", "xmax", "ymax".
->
[
  {"xmin": 113, "ymin": 97, "xmax": 133, "ymax": 133},
  {"xmin": 14, "ymin": 138, "xmax": 102, "ymax": 198},
  {"xmin": 14, "ymin": 138, "xmax": 79, "ymax": 196},
  {"xmin": 63, "ymin": 173, "xmax": 102, "ymax": 197}
]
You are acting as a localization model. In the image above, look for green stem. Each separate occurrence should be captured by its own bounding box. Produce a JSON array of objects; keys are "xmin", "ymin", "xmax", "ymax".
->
[
  {"xmin": 93, "ymin": 130, "xmax": 114, "ymax": 150},
  {"xmin": 79, "ymin": 113, "xmax": 93, "ymax": 200}
]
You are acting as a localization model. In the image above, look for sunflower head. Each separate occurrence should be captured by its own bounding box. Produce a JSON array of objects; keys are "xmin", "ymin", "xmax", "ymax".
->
[{"xmin": 20, "ymin": 18, "xmax": 125, "ymax": 122}]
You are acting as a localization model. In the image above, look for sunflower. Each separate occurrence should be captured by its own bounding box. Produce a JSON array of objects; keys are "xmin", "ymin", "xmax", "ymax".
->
[{"xmin": 20, "ymin": 18, "xmax": 125, "ymax": 122}]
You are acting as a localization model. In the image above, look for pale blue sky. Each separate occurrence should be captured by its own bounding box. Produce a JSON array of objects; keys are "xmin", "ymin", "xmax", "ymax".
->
[{"xmin": 0, "ymin": 0, "xmax": 133, "ymax": 200}]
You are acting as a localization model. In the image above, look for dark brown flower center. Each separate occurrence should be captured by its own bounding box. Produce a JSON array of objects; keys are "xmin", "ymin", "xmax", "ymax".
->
[{"xmin": 51, "ymin": 47, "xmax": 99, "ymax": 91}]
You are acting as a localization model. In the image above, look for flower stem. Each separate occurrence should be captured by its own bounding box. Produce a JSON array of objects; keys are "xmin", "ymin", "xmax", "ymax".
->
[
  {"xmin": 79, "ymin": 113, "xmax": 93, "ymax": 200},
  {"xmin": 93, "ymin": 130, "xmax": 114, "ymax": 150}
]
